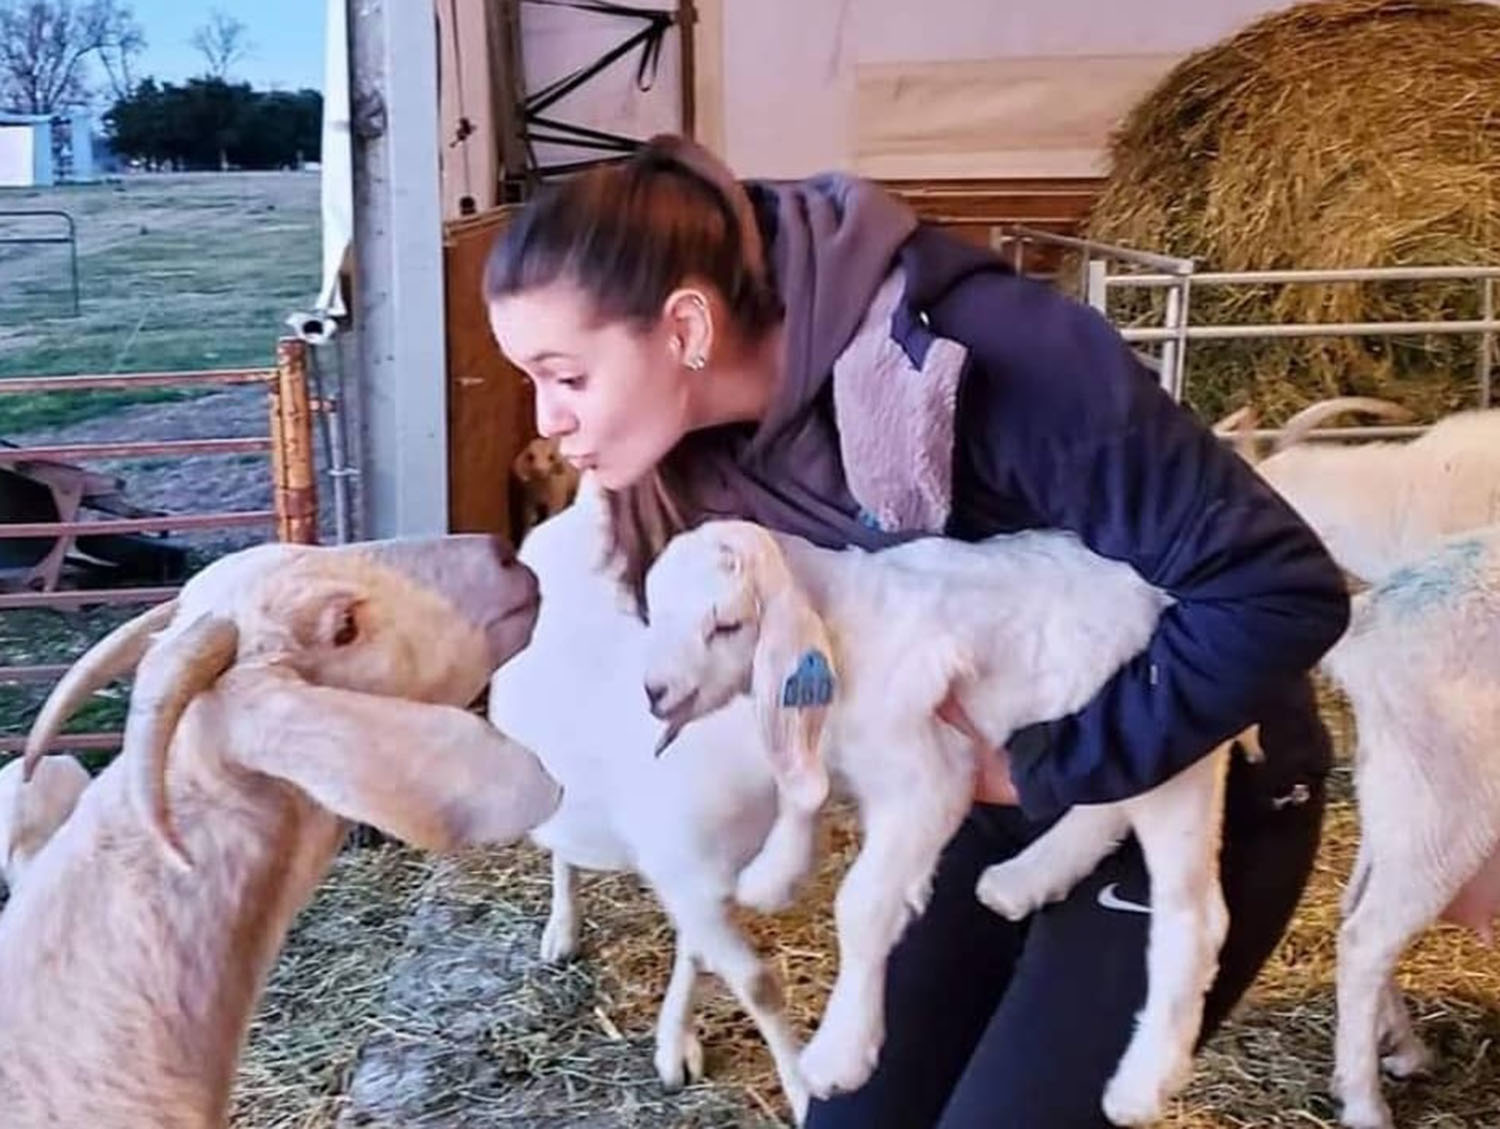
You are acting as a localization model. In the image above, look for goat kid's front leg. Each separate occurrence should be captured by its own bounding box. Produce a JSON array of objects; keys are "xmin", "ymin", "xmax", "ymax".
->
[
  {"xmin": 1101, "ymin": 747, "xmax": 1230, "ymax": 1128},
  {"xmin": 658, "ymin": 883, "xmax": 810, "ymax": 1124},
  {"xmin": 736, "ymin": 802, "xmax": 820, "ymax": 914},
  {"xmin": 799, "ymin": 791, "xmax": 969, "ymax": 1101},
  {"xmin": 653, "ymin": 940, "xmax": 705, "ymax": 1090},
  {"xmin": 539, "ymin": 852, "xmax": 579, "ymax": 963}
]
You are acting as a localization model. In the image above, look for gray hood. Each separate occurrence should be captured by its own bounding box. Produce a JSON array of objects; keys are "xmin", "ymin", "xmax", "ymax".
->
[
  {"xmin": 743, "ymin": 173, "xmax": 919, "ymax": 456},
  {"xmin": 664, "ymin": 170, "xmax": 928, "ymax": 554}
]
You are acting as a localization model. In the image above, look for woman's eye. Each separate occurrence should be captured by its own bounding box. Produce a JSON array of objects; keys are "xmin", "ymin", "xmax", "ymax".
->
[
  {"xmin": 710, "ymin": 620, "xmax": 743, "ymax": 639},
  {"xmin": 556, "ymin": 373, "xmax": 587, "ymax": 390}
]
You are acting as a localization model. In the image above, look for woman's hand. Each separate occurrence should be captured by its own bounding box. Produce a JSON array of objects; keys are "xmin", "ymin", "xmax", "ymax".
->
[
  {"xmin": 936, "ymin": 689, "xmax": 1021, "ymax": 806},
  {"xmin": 974, "ymin": 745, "xmax": 1019, "ymax": 806}
]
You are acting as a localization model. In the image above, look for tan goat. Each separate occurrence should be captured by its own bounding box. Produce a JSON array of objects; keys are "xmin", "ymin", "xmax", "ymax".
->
[{"xmin": 0, "ymin": 534, "xmax": 562, "ymax": 1129}]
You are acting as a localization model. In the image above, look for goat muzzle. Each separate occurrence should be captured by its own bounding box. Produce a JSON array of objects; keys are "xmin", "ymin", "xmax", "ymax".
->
[{"xmin": 348, "ymin": 534, "xmax": 541, "ymax": 668}]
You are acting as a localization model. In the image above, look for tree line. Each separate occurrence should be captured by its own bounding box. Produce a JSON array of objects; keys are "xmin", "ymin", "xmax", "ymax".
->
[
  {"xmin": 106, "ymin": 78, "xmax": 321, "ymax": 171},
  {"xmin": 1, "ymin": 0, "xmax": 320, "ymax": 170}
]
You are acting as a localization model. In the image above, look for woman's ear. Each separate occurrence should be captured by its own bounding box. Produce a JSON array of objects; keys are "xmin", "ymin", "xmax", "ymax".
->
[{"xmin": 663, "ymin": 287, "xmax": 714, "ymax": 371}]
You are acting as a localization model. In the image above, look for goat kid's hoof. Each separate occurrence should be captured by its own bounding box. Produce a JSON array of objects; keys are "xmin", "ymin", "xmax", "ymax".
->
[
  {"xmin": 785, "ymin": 1078, "xmax": 811, "ymax": 1127},
  {"xmin": 1102, "ymin": 1055, "xmax": 1189, "ymax": 1127},
  {"xmin": 1381, "ymin": 1039, "xmax": 1434, "ymax": 1079},
  {"xmin": 1336, "ymin": 1095, "xmax": 1396, "ymax": 1129},
  {"xmin": 975, "ymin": 862, "xmax": 1043, "ymax": 921},
  {"xmin": 797, "ymin": 1027, "xmax": 879, "ymax": 1100},
  {"xmin": 539, "ymin": 916, "xmax": 578, "ymax": 963},
  {"xmin": 655, "ymin": 1029, "xmax": 705, "ymax": 1091},
  {"xmin": 1333, "ymin": 1071, "xmax": 1397, "ymax": 1129}
]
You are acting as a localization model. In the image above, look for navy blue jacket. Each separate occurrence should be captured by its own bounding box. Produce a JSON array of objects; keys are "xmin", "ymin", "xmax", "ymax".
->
[{"xmin": 901, "ymin": 225, "xmax": 1348, "ymax": 819}]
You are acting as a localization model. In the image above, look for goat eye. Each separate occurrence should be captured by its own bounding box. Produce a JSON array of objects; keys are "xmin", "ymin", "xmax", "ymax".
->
[{"xmin": 333, "ymin": 608, "xmax": 358, "ymax": 647}]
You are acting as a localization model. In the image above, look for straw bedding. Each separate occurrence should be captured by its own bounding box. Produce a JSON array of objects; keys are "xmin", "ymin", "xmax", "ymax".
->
[
  {"xmin": 227, "ymin": 683, "xmax": 1500, "ymax": 1128},
  {"xmin": 1083, "ymin": 0, "xmax": 1500, "ymax": 425}
]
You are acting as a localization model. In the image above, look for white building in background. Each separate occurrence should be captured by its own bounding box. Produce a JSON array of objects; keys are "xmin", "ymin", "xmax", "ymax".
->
[
  {"xmin": 0, "ymin": 112, "xmax": 97, "ymax": 188},
  {"xmin": 0, "ymin": 113, "xmax": 55, "ymax": 187}
]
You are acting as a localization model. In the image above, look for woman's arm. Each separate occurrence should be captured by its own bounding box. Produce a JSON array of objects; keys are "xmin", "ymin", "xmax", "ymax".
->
[{"xmin": 932, "ymin": 273, "xmax": 1350, "ymax": 823}]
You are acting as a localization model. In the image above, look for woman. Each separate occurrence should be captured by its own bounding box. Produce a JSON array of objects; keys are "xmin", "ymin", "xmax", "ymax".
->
[{"xmin": 483, "ymin": 134, "xmax": 1348, "ymax": 1128}]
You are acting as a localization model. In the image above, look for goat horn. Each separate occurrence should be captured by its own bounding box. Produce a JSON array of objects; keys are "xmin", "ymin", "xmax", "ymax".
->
[
  {"xmin": 122, "ymin": 612, "xmax": 239, "ymax": 871},
  {"xmin": 1211, "ymin": 406, "xmax": 1253, "ymax": 435},
  {"xmin": 23, "ymin": 600, "xmax": 179, "ymax": 783},
  {"xmin": 1275, "ymin": 396, "xmax": 1413, "ymax": 453},
  {"xmin": 1211, "ymin": 405, "xmax": 1261, "ymax": 461}
]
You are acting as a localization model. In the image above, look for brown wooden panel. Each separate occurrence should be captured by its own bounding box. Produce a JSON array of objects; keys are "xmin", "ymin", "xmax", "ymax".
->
[
  {"xmin": 883, "ymin": 175, "xmax": 1104, "ymax": 271},
  {"xmin": 443, "ymin": 205, "xmax": 536, "ymax": 541}
]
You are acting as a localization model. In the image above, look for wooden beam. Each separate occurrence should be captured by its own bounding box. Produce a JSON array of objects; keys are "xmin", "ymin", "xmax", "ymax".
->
[{"xmin": 686, "ymin": 0, "xmax": 723, "ymax": 153}]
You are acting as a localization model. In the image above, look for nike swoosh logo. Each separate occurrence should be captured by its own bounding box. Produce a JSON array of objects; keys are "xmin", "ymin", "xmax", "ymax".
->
[{"xmin": 1097, "ymin": 882, "xmax": 1152, "ymax": 916}]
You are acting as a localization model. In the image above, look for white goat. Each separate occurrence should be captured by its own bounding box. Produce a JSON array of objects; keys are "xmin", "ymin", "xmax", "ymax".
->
[
  {"xmin": 640, "ymin": 519, "xmax": 1242, "ymax": 1125},
  {"xmin": 0, "ymin": 534, "xmax": 561, "ymax": 1129},
  {"xmin": 0, "ymin": 752, "xmax": 90, "ymax": 892},
  {"xmin": 487, "ymin": 476, "xmax": 813, "ymax": 1121},
  {"xmin": 1218, "ymin": 397, "xmax": 1500, "ymax": 583},
  {"xmin": 1318, "ymin": 524, "xmax": 1500, "ymax": 1129}
]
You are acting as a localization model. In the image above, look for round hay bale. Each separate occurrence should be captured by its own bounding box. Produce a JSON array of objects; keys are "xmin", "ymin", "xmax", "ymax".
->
[{"xmin": 1084, "ymin": 0, "xmax": 1500, "ymax": 424}]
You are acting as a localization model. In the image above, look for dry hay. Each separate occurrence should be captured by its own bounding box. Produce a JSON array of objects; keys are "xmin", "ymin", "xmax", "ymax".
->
[
  {"xmin": 1083, "ymin": 0, "xmax": 1500, "ymax": 425},
  {"xmin": 230, "ymin": 691, "xmax": 1500, "ymax": 1128}
]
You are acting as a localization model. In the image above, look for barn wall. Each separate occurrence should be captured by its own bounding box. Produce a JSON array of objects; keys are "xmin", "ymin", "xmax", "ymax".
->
[
  {"xmin": 519, "ymin": 0, "xmax": 683, "ymax": 174},
  {"xmin": 700, "ymin": 0, "xmax": 1337, "ymax": 179}
]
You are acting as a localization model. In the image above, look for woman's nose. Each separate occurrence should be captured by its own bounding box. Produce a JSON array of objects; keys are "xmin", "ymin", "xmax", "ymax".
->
[{"xmin": 535, "ymin": 395, "xmax": 576, "ymax": 439}]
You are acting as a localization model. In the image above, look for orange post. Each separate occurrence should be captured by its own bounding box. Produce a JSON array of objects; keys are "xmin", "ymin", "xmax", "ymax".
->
[{"xmin": 270, "ymin": 337, "xmax": 319, "ymax": 544}]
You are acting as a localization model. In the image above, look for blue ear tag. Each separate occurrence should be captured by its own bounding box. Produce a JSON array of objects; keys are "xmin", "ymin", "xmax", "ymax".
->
[{"xmin": 781, "ymin": 649, "xmax": 835, "ymax": 709}]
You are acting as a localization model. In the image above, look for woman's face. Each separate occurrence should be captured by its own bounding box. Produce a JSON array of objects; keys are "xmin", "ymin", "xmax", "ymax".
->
[{"xmin": 488, "ymin": 281, "xmax": 696, "ymax": 490}]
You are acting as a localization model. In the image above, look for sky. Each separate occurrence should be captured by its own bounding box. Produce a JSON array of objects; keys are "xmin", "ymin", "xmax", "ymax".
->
[{"xmin": 121, "ymin": 0, "xmax": 324, "ymax": 92}]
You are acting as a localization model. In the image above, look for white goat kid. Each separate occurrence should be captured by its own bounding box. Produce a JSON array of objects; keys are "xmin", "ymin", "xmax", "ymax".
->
[
  {"xmin": 0, "ymin": 534, "xmax": 561, "ymax": 1129},
  {"xmin": 1319, "ymin": 525, "xmax": 1500, "ymax": 1129},
  {"xmin": 641, "ymin": 520, "xmax": 1239, "ymax": 1124},
  {"xmin": 1219, "ymin": 397, "xmax": 1500, "ymax": 583},
  {"xmin": 487, "ymin": 476, "xmax": 811, "ymax": 1121},
  {"xmin": 0, "ymin": 752, "xmax": 90, "ymax": 892}
]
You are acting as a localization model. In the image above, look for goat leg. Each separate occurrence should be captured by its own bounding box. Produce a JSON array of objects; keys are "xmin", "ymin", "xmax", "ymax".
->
[{"xmin": 1102, "ymin": 747, "xmax": 1230, "ymax": 1127}]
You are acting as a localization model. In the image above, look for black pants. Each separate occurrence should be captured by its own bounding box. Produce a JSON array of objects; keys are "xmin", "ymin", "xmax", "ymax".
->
[{"xmin": 804, "ymin": 728, "xmax": 1328, "ymax": 1129}]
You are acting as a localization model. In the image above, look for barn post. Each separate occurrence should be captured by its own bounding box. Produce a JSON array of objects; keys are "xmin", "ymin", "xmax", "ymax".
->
[{"xmin": 346, "ymin": 0, "xmax": 451, "ymax": 538}]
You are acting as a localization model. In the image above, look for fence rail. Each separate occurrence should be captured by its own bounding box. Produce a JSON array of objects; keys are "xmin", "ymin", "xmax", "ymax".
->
[
  {"xmin": 999, "ymin": 224, "xmax": 1499, "ymax": 412},
  {"xmin": 0, "ymin": 367, "xmax": 273, "ymax": 395},
  {"xmin": 0, "ymin": 337, "xmax": 322, "ymax": 754},
  {"xmin": 0, "ymin": 437, "xmax": 275, "ymax": 462},
  {"xmin": 0, "ymin": 208, "xmax": 80, "ymax": 318}
]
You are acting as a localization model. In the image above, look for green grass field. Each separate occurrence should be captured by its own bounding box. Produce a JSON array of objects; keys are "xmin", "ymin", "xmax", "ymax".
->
[
  {"xmin": 1, "ymin": 171, "xmax": 322, "ymax": 744},
  {"xmin": 0, "ymin": 171, "xmax": 322, "ymax": 431}
]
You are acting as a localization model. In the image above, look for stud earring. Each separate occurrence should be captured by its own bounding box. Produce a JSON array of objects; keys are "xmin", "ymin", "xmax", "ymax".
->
[{"xmin": 686, "ymin": 353, "xmax": 707, "ymax": 371}]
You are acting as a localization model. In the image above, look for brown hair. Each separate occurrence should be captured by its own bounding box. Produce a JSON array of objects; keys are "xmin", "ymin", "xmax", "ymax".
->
[{"xmin": 484, "ymin": 135, "xmax": 781, "ymax": 616}]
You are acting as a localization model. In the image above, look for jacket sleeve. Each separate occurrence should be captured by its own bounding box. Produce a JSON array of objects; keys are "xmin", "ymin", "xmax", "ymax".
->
[{"xmin": 934, "ymin": 274, "xmax": 1351, "ymax": 824}]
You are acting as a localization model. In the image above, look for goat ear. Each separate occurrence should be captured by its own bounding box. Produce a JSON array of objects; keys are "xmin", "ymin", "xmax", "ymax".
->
[
  {"xmin": 214, "ymin": 666, "xmax": 561, "ymax": 851},
  {"xmin": 750, "ymin": 587, "xmax": 834, "ymax": 814},
  {"xmin": 5, "ymin": 758, "xmax": 88, "ymax": 871},
  {"xmin": 285, "ymin": 582, "xmax": 367, "ymax": 650}
]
